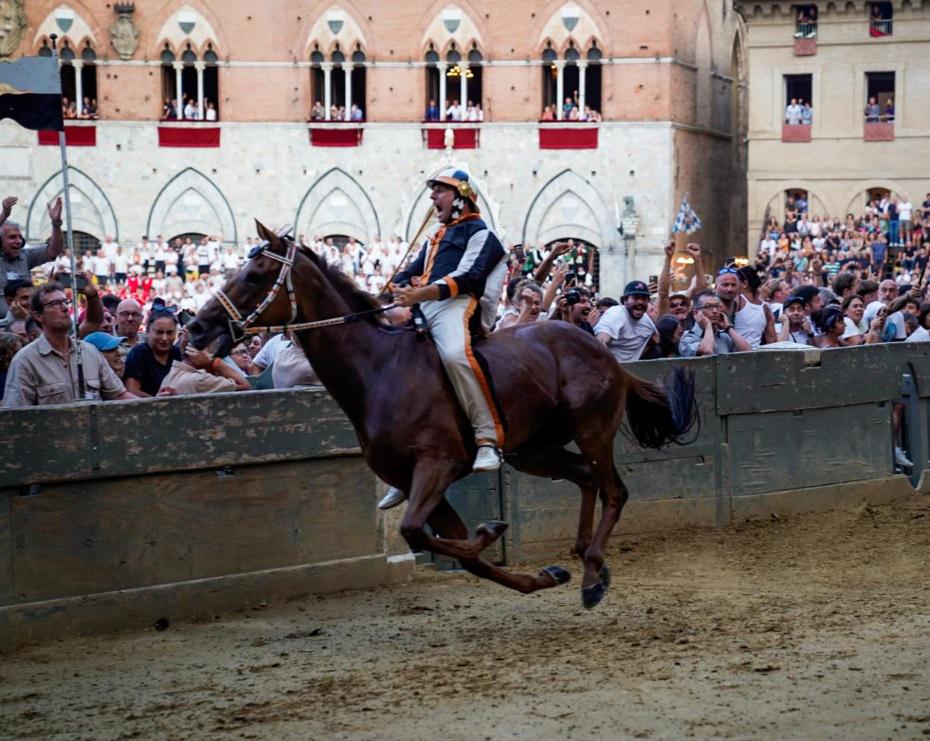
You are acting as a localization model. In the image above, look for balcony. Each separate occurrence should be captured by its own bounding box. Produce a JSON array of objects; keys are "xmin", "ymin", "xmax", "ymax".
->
[
  {"xmin": 793, "ymin": 22, "xmax": 817, "ymax": 56},
  {"xmin": 782, "ymin": 124, "xmax": 812, "ymax": 143},
  {"xmin": 864, "ymin": 121, "xmax": 894, "ymax": 141},
  {"xmin": 308, "ymin": 122, "xmax": 364, "ymax": 147},
  {"xmin": 538, "ymin": 122, "xmax": 599, "ymax": 150},
  {"xmin": 421, "ymin": 123, "xmax": 480, "ymax": 150},
  {"xmin": 869, "ymin": 19, "xmax": 893, "ymax": 37},
  {"xmin": 37, "ymin": 122, "xmax": 96, "ymax": 147},
  {"xmin": 158, "ymin": 123, "xmax": 221, "ymax": 148}
]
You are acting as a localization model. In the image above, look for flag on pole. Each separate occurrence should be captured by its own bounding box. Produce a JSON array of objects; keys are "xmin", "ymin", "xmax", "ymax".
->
[
  {"xmin": 671, "ymin": 194, "xmax": 702, "ymax": 235},
  {"xmin": 0, "ymin": 57, "xmax": 63, "ymax": 132}
]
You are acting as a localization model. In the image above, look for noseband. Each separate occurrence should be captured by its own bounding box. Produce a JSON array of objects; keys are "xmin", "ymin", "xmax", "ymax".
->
[
  {"xmin": 214, "ymin": 238, "xmax": 299, "ymax": 343},
  {"xmin": 213, "ymin": 238, "xmax": 396, "ymax": 342}
]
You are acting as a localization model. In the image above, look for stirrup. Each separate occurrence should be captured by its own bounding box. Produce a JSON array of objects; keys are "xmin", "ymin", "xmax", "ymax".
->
[
  {"xmin": 377, "ymin": 486, "xmax": 407, "ymax": 510},
  {"xmin": 472, "ymin": 445, "xmax": 502, "ymax": 473}
]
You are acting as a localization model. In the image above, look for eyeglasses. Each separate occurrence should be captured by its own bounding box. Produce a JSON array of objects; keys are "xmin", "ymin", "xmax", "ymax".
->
[
  {"xmin": 117, "ymin": 311, "xmax": 143, "ymax": 318},
  {"xmin": 717, "ymin": 267, "xmax": 739, "ymax": 276},
  {"xmin": 41, "ymin": 298, "xmax": 72, "ymax": 310},
  {"xmin": 231, "ymin": 348, "xmax": 251, "ymax": 356},
  {"xmin": 669, "ymin": 299, "xmax": 689, "ymax": 308},
  {"xmin": 697, "ymin": 301, "xmax": 722, "ymax": 310}
]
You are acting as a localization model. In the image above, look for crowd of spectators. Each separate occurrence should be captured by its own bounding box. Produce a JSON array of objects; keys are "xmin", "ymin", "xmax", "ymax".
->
[
  {"xmin": 4, "ymin": 186, "xmax": 930, "ymax": 466},
  {"xmin": 540, "ymin": 92, "xmax": 602, "ymax": 122},
  {"xmin": 162, "ymin": 95, "xmax": 219, "ymax": 121},
  {"xmin": 423, "ymin": 99, "xmax": 484, "ymax": 122},
  {"xmin": 62, "ymin": 96, "xmax": 98, "ymax": 120},
  {"xmin": 309, "ymin": 101, "xmax": 365, "ymax": 122}
]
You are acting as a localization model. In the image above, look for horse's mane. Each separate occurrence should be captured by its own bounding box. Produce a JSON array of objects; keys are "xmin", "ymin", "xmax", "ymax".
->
[{"xmin": 296, "ymin": 241, "xmax": 390, "ymax": 323}]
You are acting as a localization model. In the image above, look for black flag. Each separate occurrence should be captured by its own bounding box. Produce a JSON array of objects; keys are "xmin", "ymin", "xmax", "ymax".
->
[{"xmin": 0, "ymin": 57, "xmax": 63, "ymax": 132}]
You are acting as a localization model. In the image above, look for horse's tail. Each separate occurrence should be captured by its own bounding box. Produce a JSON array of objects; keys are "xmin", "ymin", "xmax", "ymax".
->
[{"xmin": 623, "ymin": 365, "xmax": 698, "ymax": 449}]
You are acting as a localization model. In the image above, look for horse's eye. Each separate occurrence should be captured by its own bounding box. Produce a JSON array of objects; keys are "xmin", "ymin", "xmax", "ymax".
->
[{"xmin": 244, "ymin": 272, "xmax": 263, "ymax": 285}]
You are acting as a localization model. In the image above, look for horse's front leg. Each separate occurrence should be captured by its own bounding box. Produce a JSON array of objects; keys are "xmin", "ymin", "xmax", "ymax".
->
[{"xmin": 398, "ymin": 460, "xmax": 505, "ymax": 561}]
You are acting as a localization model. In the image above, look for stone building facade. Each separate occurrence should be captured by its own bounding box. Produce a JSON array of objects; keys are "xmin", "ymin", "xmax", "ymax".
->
[
  {"xmin": 744, "ymin": 0, "xmax": 930, "ymax": 246},
  {"xmin": 0, "ymin": 0, "xmax": 746, "ymax": 296}
]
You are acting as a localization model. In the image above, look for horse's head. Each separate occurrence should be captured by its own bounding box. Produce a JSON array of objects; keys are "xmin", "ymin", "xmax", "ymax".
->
[{"xmin": 186, "ymin": 220, "xmax": 310, "ymax": 356}]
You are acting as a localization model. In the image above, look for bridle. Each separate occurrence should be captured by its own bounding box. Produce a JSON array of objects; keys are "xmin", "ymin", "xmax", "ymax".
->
[{"xmin": 213, "ymin": 236, "xmax": 394, "ymax": 343}]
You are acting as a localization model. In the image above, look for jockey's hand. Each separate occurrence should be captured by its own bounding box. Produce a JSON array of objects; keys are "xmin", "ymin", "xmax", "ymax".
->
[{"xmin": 393, "ymin": 284, "xmax": 427, "ymax": 307}]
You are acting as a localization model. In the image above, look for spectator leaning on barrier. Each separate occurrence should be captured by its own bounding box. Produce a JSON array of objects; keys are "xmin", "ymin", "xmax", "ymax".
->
[
  {"xmin": 158, "ymin": 344, "xmax": 250, "ymax": 396},
  {"xmin": 84, "ymin": 331, "xmax": 127, "ymax": 379},
  {"xmin": 905, "ymin": 304, "xmax": 930, "ymax": 343},
  {"xmin": 679, "ymin": 290, "xmax": 752, "ymax": 357},
  {"xmin": 777, "ymin": 295, "xmax": 814, "ymax": 345},
  {"xmin": 2, "ymin": 282, "xmax": 134, "ymax": 407},
  {"xmin": 594, "ymin": 280, "xmax": 657, "ymax": 363},
  {"xmin": 0, "ymin": 195, "xmax": 64, "ymax": 318},
  {"xmin": 641, "ymin": 314, "xmax": 683, "ymax": 360},
  {"xmin": 123, "ymin": 308, "xmax": 183, "ymax": 397}
]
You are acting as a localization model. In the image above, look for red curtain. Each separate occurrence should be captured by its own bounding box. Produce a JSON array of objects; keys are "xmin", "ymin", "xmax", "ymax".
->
[
  {"xmin": 424, "ymin": 128, "xmax": 479, "ymax": 149},
  {"xmin": 309, "ymin": 127, "xmax": 363, "ymax": 147},
  {"xmin": 538, "ymin": 126, "xmax": 598, "ymax": 150},
  {"xmin": 38, "ymin": 126, "xmax": 96, "ymax": 146},
  {"xmin": 157, "ymin": 126, "xmax": 221, "ymax": 147}
]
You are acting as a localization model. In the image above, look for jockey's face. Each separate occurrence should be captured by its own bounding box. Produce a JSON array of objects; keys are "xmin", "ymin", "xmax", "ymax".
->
[{"xmin": 430, "ymin": 184, "xmax": 457, "ymax": 223}]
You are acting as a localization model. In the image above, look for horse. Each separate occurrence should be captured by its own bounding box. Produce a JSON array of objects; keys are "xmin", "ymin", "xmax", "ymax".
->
[{"xmin": 186, "ymin": 222, "xmax": 697, "ymax": 609}]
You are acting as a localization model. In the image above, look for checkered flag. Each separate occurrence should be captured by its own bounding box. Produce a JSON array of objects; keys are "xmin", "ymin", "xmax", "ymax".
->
[{"xmin": 672, "ymin": 195, "xmax": 703, "ymax": 235}]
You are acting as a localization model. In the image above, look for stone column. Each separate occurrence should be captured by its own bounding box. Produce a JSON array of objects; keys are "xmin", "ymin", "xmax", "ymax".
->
[
  {"xmin": 578, "ymin": 61, "xmax": 587, "ymax": 116},
  {"xmin": 555, "ymin": 61, "xmax": 565, "ymax": 120},
  {"xmin": 322, "ymin": 63, "xmax": 333, "ymax": 121},
  {"xmin": 195, "ymin": 62, "xmax": 205, "ymax": 119},
  {"xmin": 459, "ymin": 63, "xmax": 468, "ymax": 115},
  {"xmin": 173, "ymin": 62, "xmax": 184, "ymax": 119},
  {"xmin": 73, "ymin": 61, "xmax": 83, "ymax": 115},
  {"xmin": 438, "ymin": 63, "xmax": 448, "ymax": 121},
  {"xmin": 344, "ymin": 62, "xmax": 353, "ymax": 120}
]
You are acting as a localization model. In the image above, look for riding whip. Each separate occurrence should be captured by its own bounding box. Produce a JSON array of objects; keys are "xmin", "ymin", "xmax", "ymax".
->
[{"xmin": 379, "ymin": 206, "xmax": 435, "ymax": 297}]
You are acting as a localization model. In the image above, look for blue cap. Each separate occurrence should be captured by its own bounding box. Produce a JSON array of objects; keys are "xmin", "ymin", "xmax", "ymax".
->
[{"xmin": 84, "ymin": 332, "xmax": 124, "ymax": 352}]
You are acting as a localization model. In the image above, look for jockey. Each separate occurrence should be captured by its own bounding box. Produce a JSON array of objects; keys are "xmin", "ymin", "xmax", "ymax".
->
[{"xmin": 391, "ymin": 167, "xmax": 509, "ymax": 475}]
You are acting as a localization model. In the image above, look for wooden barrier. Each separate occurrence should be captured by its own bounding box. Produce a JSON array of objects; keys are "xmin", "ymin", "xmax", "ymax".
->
[{"xmin": 3, "ymin": 343, "xmax": 927, "ymax": 646}]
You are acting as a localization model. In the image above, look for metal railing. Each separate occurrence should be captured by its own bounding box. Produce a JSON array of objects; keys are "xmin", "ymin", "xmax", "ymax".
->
[
  {"xmin": 794, "ymin": 21, "xmax": 817, "ymax": 38},
  {"xmin": 869, "ymin": 18, "xmax": 893, "ymax": 36}
]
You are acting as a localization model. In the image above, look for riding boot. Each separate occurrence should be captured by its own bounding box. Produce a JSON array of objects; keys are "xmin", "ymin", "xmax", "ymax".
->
[{"xmin": 377, "ymin": 486, "xmax": 408, "ymax": 510}]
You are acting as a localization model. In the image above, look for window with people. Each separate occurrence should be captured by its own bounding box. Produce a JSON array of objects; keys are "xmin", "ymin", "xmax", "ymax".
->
[
  {"xmin": 422, "ymin": 42, "xmax": 483, "ymax": 123},
  {"xmin": 160, "ymin": 42, "xmax": 220, "ymax": 122},
  {"xmin": 864, "ymin": 71, "xmax": 895, "ymax": 123},
  {"xmin": 309, "ymin": 44, "xmax": 366, "ymax": 122},
  {"xmin": 39, "ymin": 38, "xmax": 99, "ymax": 121},
  {"xmin": 783, "ymin": 74, "xmax": 813, "ymax": 125},
  {"xmin": 793, "ymin": 4, "xmax": 818, "ymax": 38},
  {"xmin": 869, "ymin": 1, "xmax": 893, "ymax": 36},
  {"xmin": 540, "ymin": 41, "xmax": 602, "ymax": 122}
]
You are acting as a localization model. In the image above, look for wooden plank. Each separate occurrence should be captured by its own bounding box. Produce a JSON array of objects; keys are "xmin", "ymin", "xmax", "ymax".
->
[
  {"xmin": 728, "ymin": 403, "xmax": 892, "ymax": 497},
  {"xmin": 9, "ymin": 458, "xmax": 378, "ymax": 604},
  {"xmin": 0, "ymin": 494, "xmax": 12, "ymax": 604},
  {"xmin": 0, "ymin": 405, "xmax": 93, "ymax": 487},
  {"xmin": 716, "ymin": 344, "xmax": 920, "ymax": 415}
]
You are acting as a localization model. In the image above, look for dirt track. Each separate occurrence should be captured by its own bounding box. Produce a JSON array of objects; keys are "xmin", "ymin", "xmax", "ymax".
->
[{"xmin": 3, "ymin": 497, "xmax": 930, "ymax": 740}]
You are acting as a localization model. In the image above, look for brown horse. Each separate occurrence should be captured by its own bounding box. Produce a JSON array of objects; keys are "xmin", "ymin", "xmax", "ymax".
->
[{"xmin": 187, "ymin": 222, "xmax": 696, "ymax": 608}]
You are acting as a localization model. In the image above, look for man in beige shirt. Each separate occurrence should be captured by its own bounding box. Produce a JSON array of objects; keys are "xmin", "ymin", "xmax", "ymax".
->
[
  {"xmin": 3, "ymin": 282, "xmax": 135, "ymax": 407},
  {"xmin": 158, "ymin": 345, "xmax": 250, "ymax": 395}
]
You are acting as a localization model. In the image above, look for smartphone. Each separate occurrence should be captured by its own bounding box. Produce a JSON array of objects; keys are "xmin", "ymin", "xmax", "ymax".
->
[
  {"xmin": 177, "ymin": 309, "xmax": 195, "ymax": 327},
  {"xmin": 648, "ymin": 274, "xmax": 659, "ymax": 285},
  {"xmin": 59, "ymin": 274, "xmax": 87, "ymax": 292},
  {"xmin": 513, "ymin": 243, "xmax": 526, "ymax": 262}
]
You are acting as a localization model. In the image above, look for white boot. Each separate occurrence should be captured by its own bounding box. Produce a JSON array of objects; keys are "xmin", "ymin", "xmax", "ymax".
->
[
  {"xmin": 377, "ymin": 486, "xmax": 407, "ymax": 510},
  {"xmin": 894, "ymin": 447, "xmax": 913, "ymax": 468},
  {"xmin": 473, "ymin": 445, "xmax": 502, "ymax": 472}
]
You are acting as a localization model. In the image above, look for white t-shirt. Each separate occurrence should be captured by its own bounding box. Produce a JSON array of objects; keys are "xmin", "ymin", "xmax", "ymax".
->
[
  {"xmin": 734, "ymin": 298, "xmax": 768, "ymax": 348},
  {"xmin": 252, "ymin": 333, "xmax": 288, "ymax": 370},
  {"xmin": 863, "ymin": 300, "xmax": 887, "ymax": 325},
  {"xmin": 906, "ymin": 326, "xmax": 930, "ymax": 343},
  {"xmin": 899, "ymin": 202, "xmax": 913, "ymax": 221},
  {"xmin": 593, "ymin": 305, "xmax": 656, "ymax": 363},
  {"xmin": 885, "ymin": 311, "xmax": 908, "ymax": 341},
  {"xmin": 841, "ymin": 316, "xmax": 866, "ymax": 340}
]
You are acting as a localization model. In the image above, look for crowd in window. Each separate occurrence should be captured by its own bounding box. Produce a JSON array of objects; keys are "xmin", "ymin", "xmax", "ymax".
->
[
  {"xmin": 61, "ymin": 96, "xmax": 98, "ymax": 120},
  {"xmin": 541, "ymin": 93, "xmax": 602, "ymax": 122},
  {"xmin": 162, "ymin": 95, "xmax": 218, "ymax": 121}
]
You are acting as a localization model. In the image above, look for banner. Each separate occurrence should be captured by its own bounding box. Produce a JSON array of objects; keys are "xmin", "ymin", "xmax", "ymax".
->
[{"xmin": 0, "ymin": 57, "xmax": 63, "ymax": 132}]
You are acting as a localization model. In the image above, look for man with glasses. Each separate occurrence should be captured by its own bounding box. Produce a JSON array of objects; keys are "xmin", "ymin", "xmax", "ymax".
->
[
  {"xmin": 2, "ymin": 282, "xmax": 134, "ymax": 407},
  {"xmin": 114, "ymin": 298, "xmax": 145, "ymax": 357},
  {"xmin": 678, "ymin": 291, "xmax": 752, "ymax": 357}
]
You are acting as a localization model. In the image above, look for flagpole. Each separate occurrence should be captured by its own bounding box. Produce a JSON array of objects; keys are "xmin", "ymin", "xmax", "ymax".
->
[{"xmin": 49, "ymin": 33, "xmax": 86, "ymax": 398}]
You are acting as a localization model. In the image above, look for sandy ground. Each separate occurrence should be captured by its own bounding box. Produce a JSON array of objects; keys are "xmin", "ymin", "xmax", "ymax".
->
[{"xmin": 3, "ymin": 497, "xmax": 930, "ymax": 741}]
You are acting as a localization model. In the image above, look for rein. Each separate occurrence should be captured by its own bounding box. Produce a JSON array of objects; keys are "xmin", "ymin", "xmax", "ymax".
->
[{"xmin": 213, "ymin": 236, "xmax": 395, "ymax": 342}]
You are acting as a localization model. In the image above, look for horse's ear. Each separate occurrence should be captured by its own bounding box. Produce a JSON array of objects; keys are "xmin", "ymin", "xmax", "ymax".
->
[{"xmin": 254, "ymin": 219, "xmax": 277, "ymax": 245}]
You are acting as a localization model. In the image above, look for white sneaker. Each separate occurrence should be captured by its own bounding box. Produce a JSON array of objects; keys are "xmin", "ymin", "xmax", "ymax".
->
[
  {"xmin": 377, "ymin": 486, "xmax": 407, "ymax": 510},
  {"xmin": 473, "ymin": 445, "xmax": 502, "ymax": 472},
  {"xmin": 894, "ymin": 447, "xmax": 913, "ymax": 468}
]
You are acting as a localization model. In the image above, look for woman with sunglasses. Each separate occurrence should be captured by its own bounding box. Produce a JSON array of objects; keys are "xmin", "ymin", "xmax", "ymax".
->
[{"xmin": 123, "ymin": 307, "xmax": 182, "ymax": 396}]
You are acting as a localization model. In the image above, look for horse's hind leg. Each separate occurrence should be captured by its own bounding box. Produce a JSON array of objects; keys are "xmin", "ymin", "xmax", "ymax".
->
[
  {"xmin": 507, "ymin": 447, "xmax": 598, "ymax": 562},
  {"xmin": 573, "ymin": 433, "xmax": 630, "ymax": 608},
  {"xmin": 428, "ymin": 497, "xmax": 570, "ymax": 595}
]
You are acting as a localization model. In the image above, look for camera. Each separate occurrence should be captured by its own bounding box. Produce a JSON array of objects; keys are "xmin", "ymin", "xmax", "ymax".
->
[
  {"xmin": 58, "ymin": 274, "xmax": 87, "ymax": 292},
  {"xmin": 564, "ymin": 288, "xmax": 584, "ymax": 306}
]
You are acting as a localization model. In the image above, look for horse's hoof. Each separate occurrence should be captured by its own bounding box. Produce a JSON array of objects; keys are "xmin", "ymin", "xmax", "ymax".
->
[
  {"xmin": 540, "ymin": 565, "xmax": 571, "ymax": 586},
  {"xmin": 600, "ymin": 565, "xmax": 611, "ymax": 590},
  {"xmin": 477, "ymin": 521, "xmax": 509, "ymax": 539},
  {"xmin": 581, "ymin": 582, "xmax": 607, "ymax": 610}
]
